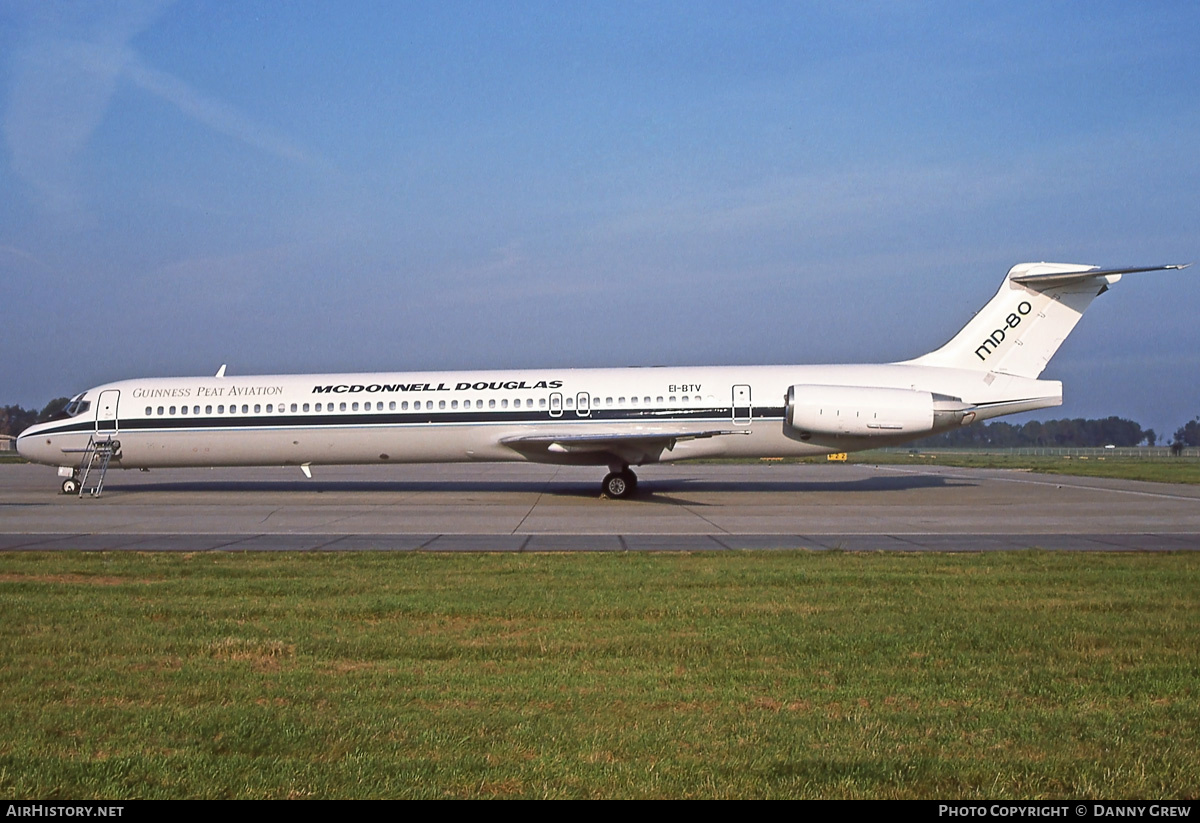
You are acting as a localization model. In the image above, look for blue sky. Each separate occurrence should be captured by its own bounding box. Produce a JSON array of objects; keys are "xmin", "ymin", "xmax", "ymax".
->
[{"xmin": 2, "ymin": 1, "xmax": 1197, "ymax": 436}]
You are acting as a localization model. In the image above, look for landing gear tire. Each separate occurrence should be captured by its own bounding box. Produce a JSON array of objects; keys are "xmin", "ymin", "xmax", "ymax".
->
[
  {"xmin": 61, "ymin": 477, "xmax": 80, "ymax": 495},
  {"xmin": 602, "ymin": 470, "xmax": 638, "ymax": 499}
]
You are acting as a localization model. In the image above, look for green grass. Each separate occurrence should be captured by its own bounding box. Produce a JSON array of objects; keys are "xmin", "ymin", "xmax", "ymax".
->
[{"xmin": 1, "ymin": 551, "xmax": 1197, "ymax": 799}]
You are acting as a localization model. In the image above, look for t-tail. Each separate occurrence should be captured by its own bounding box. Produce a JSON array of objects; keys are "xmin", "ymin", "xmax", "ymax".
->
[{"xmin": 904, "ymin": 262, "xmax": 1189, "ymax": 378}]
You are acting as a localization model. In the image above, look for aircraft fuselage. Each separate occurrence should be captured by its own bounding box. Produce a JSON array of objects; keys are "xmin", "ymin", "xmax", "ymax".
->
[{"xmin": 16, "ymin": 362, "xmax": 1058, "ymax": 471}]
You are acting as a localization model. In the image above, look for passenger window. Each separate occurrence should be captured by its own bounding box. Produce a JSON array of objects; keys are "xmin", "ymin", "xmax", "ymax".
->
[
  {"xmin": 439, "ymin": 400, "xmax": 446, "ymax": 409},
  {"xmin": 266, "ymin": 404, "xmax": 273, "ymax": 413},
  {"xmin": 242, "ymin": 405, "xmax": 249, "ymax": 414},
  {"xmin": 489, "ymin": 399, "xmax": 496, "ymax": 409},
  {"xmin": 477, "ymin": 400, "xmax": 483, "ymax": 409},
  {"xmin": 566, "ymin": 398, "xmax": 573, "ymax": 408},
  {"xmin": 303, "ymin": 403, "xmax": 310, "ymax": 412},
  {"xmin": 169, "ymin": 406, "xmax": 176, "ymax": 415},
  {"xmin": 630, "ymin": 397, "xmax": 637, "ymax": 405},
  {"xmin": 340, "ymin": 402, "xmax": 347, "ymax": 412},
  {"xmin": 180, "ymin": 405, "xmax": 188, "ymax": 415},
  {"xmin": 145, "ymin": 406, "xmax": 152, "ymax": 416},
  {"xmin": 501, "ymin": 399, "xmax": 508, "ymax": 409},
  {"xmin": 513, "ymin": 399, "xmax": 520, "ymax": 408},
  {"xmin": 206, "ymin": 405, "xmax": 212, "ymax": 414},
  {"xmin": 606, "ymin": 397, "xmax": 613, "ymax": 405},
  {"xmin": 656, "ymin": 396, "xmax": 663, "ymax": 404},
  {"xmin": 389, "ymin": 401, "xmax": 396, "ymax": 411},
  {"xmin": 254, "ymin": 404, "xmax": 261, "ymax": 413},
  {"xmin": 402, "ymin": 401, "xmax": 408, "ymax": 410},
  {"xmin": 539, "ymin": 398, "xmax": 546, "ymax": 408}
]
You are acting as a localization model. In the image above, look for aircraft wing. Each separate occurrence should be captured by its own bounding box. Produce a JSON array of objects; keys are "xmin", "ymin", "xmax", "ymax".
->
[{"xmin": 501, "ymin": 428, "xmax": 749, "ymax": 465}]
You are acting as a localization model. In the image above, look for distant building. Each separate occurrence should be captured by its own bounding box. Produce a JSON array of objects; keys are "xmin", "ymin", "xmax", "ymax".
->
[{"xmin": 0, "ymin": 435, "xmax": 15, "ymax": 452}]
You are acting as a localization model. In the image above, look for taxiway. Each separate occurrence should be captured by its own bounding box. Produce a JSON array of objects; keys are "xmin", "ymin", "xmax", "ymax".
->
[{"xmin": 1, "ymin": 461, "xmax": 1197, "ymax": 551}]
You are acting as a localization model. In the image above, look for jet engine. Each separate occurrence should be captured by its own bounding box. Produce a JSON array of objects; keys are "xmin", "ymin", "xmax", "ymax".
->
[{"xmin": 785, "ymin": 385, "xmax": 975, "ymax": 438}]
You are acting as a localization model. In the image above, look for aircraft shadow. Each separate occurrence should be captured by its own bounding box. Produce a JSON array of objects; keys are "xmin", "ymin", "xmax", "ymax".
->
[
  {"xmin": 638, "ymin": 475, "xmax": 962, "ymax": 495},
  {"xmin": 100, "ymin": 474, "xmax": 963, "ymax": 498}
]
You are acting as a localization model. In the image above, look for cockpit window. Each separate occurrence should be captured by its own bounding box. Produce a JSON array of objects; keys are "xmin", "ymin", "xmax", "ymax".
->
[{"xmin": 45, "ymin": 394, "xmax": 91, "ymax": 422}]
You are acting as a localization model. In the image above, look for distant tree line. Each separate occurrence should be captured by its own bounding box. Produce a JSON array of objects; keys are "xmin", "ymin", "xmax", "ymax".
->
[
  {"xmin": 912, "ymin": 416, "xmax": 1182, "ymax": 449},
  {"xmin": 1174, "ymin": 418, "xmax": 1200, "ymax": 451},
  {"xmin": 0, "ymin": 398, "xmax": 70, "ymax": 438},
  {"xmin": 840, "ymin": 414, "xmax": 1191, "ymax": 451}
]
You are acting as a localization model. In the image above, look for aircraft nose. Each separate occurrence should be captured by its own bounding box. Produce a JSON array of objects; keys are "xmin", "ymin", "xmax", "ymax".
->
[
  {"xmin": 15, "ymin": 425, "xmax": 55, "ymax": 465},
  {"xmin": 15, "ymin": 429, "xmax": 35, "ymax": 459}
]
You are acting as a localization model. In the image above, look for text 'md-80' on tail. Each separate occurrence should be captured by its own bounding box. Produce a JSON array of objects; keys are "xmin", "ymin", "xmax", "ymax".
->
[{"xmin": 905, "ymin": 263, "xmax": 1189, "ymax": 379}]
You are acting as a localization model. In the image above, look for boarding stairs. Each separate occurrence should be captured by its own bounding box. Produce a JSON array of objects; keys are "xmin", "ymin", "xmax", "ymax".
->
[{"xmin": 72, "ymin": 435, "xmax": 119, "ymax": 498}]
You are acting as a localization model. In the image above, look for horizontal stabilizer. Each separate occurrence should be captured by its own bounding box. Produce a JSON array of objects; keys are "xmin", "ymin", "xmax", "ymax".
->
[{"xmin": 1010, "ymin": 263, "xmax": 1188, "ymax": 287}]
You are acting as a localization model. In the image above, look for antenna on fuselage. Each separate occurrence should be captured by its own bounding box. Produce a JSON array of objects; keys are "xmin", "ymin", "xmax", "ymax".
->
[{"xmin": 215, "ymin": 364, "xmax": 227, "ymax": 378}]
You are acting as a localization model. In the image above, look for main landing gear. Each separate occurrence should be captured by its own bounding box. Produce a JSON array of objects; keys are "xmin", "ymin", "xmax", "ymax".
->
[{"xmin": 601, "ymin": 467, "xmax": 638, "ymax": 499}]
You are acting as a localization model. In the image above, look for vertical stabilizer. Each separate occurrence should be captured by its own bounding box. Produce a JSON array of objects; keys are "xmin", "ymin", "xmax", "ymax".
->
[{"xmin": 903, "ymin": 263, "xmax": 1185, "ymax": 379}]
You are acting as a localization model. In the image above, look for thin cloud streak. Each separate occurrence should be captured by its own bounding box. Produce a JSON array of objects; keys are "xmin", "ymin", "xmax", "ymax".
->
[
  {"xmin": 4, "ymin": 37, "xmax": 126, "ymax": 211},
  {"xmin": 3, "ymin": 3, "xmax": 316, "ymax": 213},
  {"xmin": 122, "ymin": 53, "xmax": 314, "ymax": 167}
]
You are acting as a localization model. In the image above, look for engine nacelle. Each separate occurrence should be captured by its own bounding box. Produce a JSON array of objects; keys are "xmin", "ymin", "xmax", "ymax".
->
[{"xmin": 785, "ymin": 385, "xmax": 974, "ymax": 438}]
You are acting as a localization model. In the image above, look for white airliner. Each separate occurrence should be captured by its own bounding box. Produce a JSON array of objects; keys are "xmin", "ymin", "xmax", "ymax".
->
[{"xmin": 17, "ymin": 262, "xmax": 1186, "ymax": 498}]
